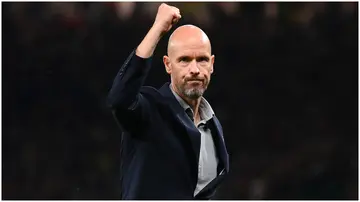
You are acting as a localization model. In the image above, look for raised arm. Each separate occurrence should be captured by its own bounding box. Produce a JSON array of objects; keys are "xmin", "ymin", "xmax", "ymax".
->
[{"xmin": 107, "ymin": 4, "xmax": 181, "ymax": 128}]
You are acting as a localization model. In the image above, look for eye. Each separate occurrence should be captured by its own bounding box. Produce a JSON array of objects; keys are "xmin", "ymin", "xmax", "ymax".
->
[
  {"xmin": 197, "ymin": 56, "xmax": 209, "ymax": 63},
  {"xmin": 178, "ymin": 56, "xmax": 191, "ymax": 63}
]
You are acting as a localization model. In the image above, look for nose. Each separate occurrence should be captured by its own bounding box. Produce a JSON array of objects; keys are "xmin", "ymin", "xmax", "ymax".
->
[{"xmin": 189, "ymin": 60, "xmax": 200, "ymax": 75}]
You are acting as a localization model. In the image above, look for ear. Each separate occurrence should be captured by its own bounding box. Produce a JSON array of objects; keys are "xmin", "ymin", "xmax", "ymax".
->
[
  {"xmin": 163, "ymin": 55, "xmax": 172, "ymax": 74},
  {"xmin": 210, "ymin": 55, "xmax": 215, "ymax": 74}
]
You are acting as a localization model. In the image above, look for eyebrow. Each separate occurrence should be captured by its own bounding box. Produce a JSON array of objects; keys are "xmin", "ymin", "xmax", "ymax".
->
[
  {"xmin": 177, "ymin": 56, "xmax": 191, "ymax": 61},
  {"xmin": 197, "ymin": 56, "xmax": 210, "ymax": 61},
  {"xmin": 177, "ymin": 55, "xmax": 210, "ymax": 62}
]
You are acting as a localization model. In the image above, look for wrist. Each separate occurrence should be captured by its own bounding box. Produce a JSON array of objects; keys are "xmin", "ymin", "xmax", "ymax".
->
[
  {"xmin": 135, "ymin": 25, "xmax": 163, "ymax": 58},
  {"xmin": 150, "ymin": 23, "xmax": 166, "ymax": 38}
]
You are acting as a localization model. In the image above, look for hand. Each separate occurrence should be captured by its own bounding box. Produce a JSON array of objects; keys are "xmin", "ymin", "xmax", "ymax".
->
[
  {"xmin": 135, "ymin": 3, "xmax": 181, "ymax": 58},
  {"xmin": 152, "ymin": 3, "xmax": 181, "ymax": 34}
]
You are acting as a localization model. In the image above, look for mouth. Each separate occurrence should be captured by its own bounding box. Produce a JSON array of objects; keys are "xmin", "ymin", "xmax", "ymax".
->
[
  {"xmin": 186, "ymin": 80, "xmax": 203, "ymax": 85},
  {"xmin": 186, "ymin": 78, "xmax": 203, "ymax": 82}
]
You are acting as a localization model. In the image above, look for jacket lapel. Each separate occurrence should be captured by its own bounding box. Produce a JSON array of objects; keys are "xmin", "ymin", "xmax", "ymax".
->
[
  {"xmin": 212, "ymin": 116, "xmax": 230, "ymax": 173},
  {"xmin": 175, "ymin": 114, "xmax": 201, "ymax": 164},
  {"xmin": 158, "ymin": 83, "xmax": 201, "ymax": 169}
]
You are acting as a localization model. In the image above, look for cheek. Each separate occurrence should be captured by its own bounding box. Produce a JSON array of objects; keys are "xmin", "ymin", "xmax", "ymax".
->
[
  {"xmin": 172, "ymin": 68, "xmax": 186, "ymax": 82},
  {"xmin": 202, "ymin": 67, "xmax": 212, "ymax": 77}
]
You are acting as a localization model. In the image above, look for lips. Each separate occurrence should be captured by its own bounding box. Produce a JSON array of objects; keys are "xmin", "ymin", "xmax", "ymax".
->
[
  {"xmin": 186, "ymin": 80, "xmax": 203, "ymax": 84},
  {"xmin": 186, "ymin": 78, "xmax": 203, "ymax": 82}
]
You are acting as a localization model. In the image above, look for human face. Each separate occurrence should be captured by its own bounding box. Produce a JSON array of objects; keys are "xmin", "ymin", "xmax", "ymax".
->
[{"xmin": 164, "ymin": 41, "xmax": 214, "ymax": 100}]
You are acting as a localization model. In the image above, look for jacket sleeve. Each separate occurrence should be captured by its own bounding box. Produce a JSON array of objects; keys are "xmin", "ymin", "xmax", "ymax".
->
[{"xmin": 106, "ymin": 50, "xmax": 153, "ymax": 131}]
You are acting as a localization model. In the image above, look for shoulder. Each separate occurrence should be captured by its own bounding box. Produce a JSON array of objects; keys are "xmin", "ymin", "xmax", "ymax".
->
[
  {"xmin": 139, "ymin": 86, "xmax": 168, "ymax": 105},
  {"xmin": 139, "ymin": 85, "xmax": 175, "ymax": 112},
  {"xmin": 140, "ymin": 86, "xmax": 161, "ymax": 99}
]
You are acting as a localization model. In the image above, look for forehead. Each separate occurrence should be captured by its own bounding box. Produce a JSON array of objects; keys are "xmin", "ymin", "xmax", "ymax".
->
[{"xmin": 171, "ymin": 41, "xmax": 211, "ymax": 58}]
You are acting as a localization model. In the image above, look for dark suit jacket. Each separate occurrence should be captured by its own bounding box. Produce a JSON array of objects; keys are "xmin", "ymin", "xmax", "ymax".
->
[{"xmin": 107, "ymin": 50, "xmax": 229, "ymax": 200}]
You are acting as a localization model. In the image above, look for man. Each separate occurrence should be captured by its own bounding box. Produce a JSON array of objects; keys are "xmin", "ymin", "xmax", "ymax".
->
[{"xmin": 107, "ymin": 3, "xmax": 229, "ymax": 200}]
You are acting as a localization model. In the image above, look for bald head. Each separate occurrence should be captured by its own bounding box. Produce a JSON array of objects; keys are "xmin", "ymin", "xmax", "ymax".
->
[
  {"xmin": 167, "ymin": 25, "xmax": 211, "ymax": 57},
  {"xmin": 163, "ymin": 25, "xmax": 215, "ymax": 101}
]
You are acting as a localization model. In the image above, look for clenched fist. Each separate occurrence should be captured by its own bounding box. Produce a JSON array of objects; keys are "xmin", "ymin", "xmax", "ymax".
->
[
  {"xmin": 136, "ymin": 3, "xmax": 181, "ymax": 58},
  {"xmin": 153, "ymin": 3, "xmax": 181, "ymax": 34}
]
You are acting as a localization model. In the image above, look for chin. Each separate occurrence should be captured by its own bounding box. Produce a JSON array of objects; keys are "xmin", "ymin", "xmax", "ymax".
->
[{"xmin": 184, "ymin": 87, "xmax": 205, "ymax": 99}]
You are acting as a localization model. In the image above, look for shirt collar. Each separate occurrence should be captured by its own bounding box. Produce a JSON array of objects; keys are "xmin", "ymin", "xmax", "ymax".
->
[{"xmin": 169, "ymin": 84, "xmax": 214, "ymax": 122}]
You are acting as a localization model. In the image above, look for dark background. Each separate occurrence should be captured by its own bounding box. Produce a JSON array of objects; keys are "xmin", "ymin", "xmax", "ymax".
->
[{"xmin": 2, "ymin": 2, "xmax": 358, "ymax": 199}]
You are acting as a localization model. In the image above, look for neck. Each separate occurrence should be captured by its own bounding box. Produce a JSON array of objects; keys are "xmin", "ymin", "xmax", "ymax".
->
[
  {"xmin": 184, "ymin": 96, "xmax": 201, "ymax": 120},
  {"xmin": 186, "ymin": 97, "xmax": 202, "ymax": 125}
]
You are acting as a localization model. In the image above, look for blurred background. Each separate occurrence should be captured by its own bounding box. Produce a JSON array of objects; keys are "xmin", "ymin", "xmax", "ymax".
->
[{"xmin": 2, "ymin": 1, "xmax": 358, "ymax": 200}]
